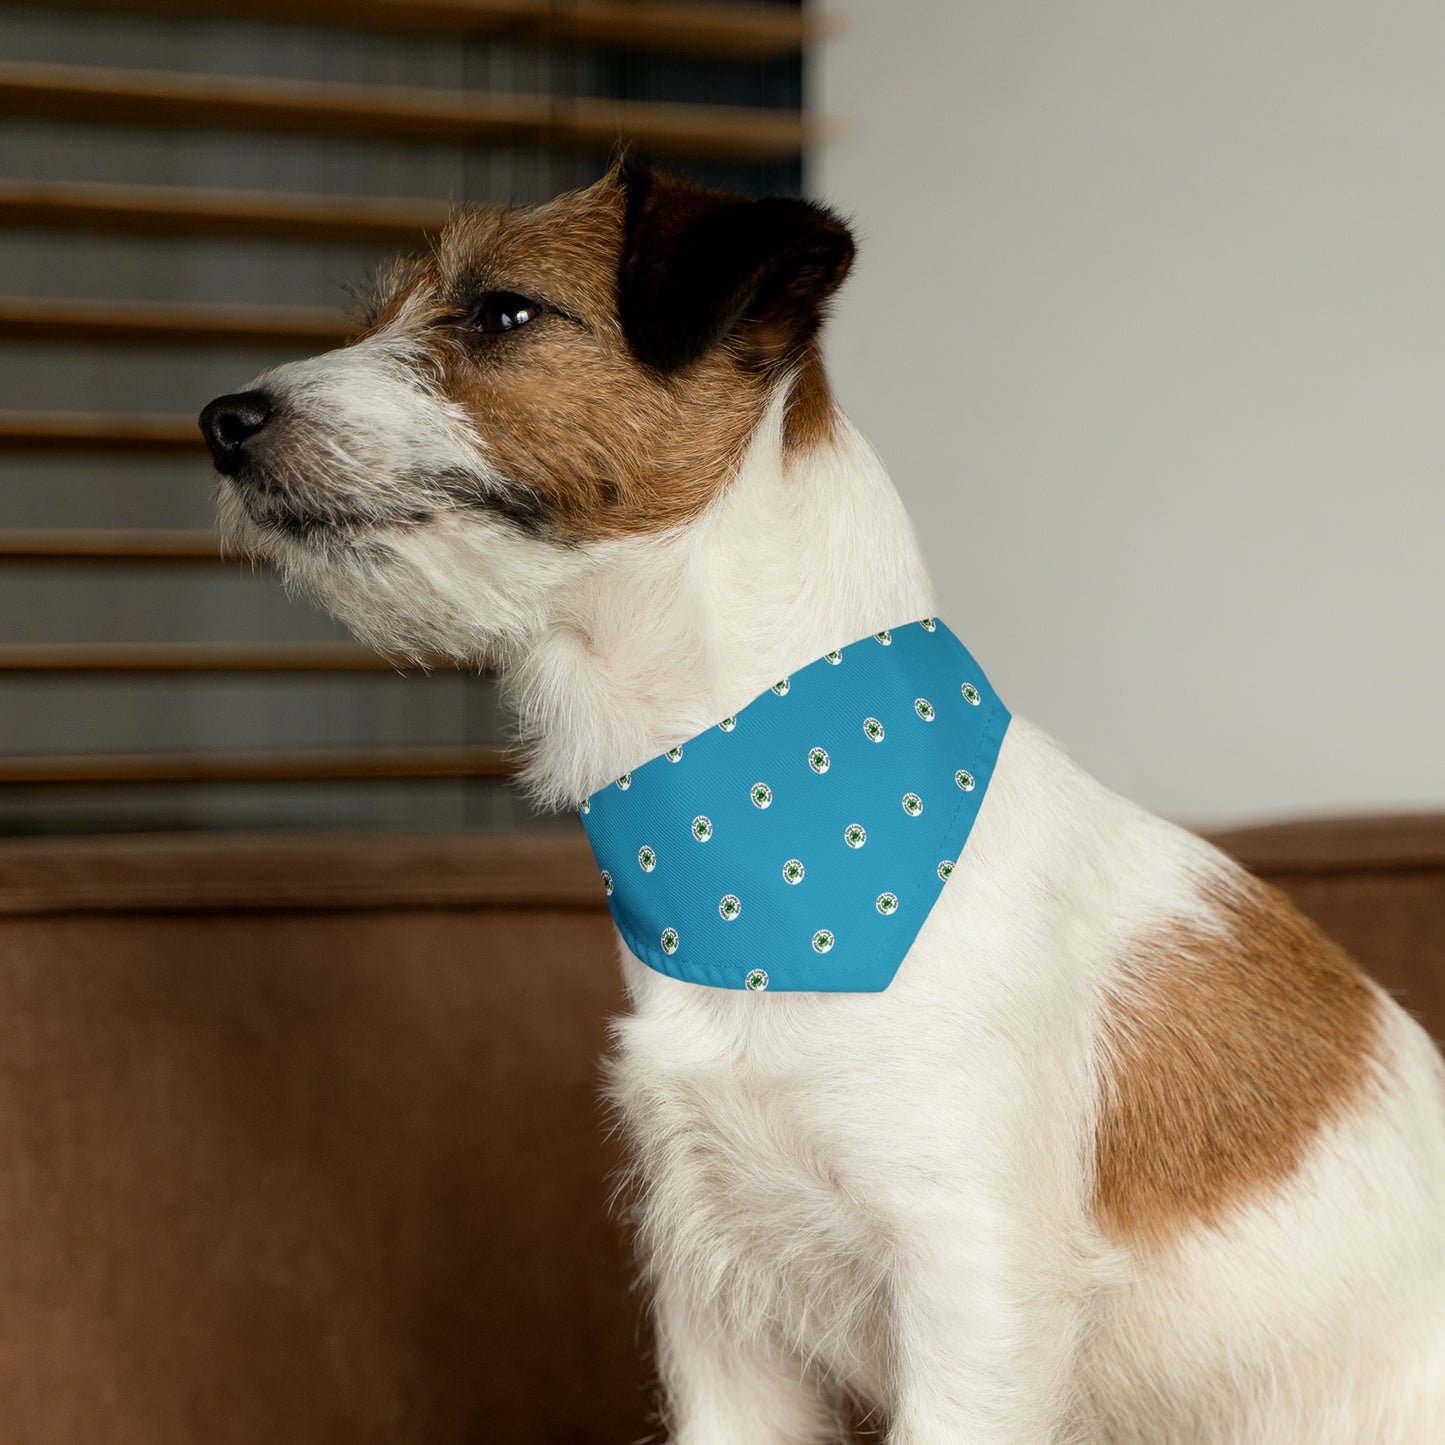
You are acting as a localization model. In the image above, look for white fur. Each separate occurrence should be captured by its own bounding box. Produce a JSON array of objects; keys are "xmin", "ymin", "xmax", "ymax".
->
[{"xmin": 220, "ymin": 346, "xmax": 1445, "ymax": 1444}]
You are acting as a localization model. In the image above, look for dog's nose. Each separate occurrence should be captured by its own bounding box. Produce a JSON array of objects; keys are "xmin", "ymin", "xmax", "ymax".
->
[{"xmin": 199, "ymin": 390, "xmax": 273, "ymax": 475}]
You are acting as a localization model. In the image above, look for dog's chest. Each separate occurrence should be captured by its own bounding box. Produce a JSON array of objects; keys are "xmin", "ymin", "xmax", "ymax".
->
[{"xmin": 611, "ymin": 994, "xmax": 892, "ymax": 1389}]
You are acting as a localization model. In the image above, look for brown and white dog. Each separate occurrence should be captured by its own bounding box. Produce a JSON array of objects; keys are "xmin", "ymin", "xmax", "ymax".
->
[{"xmin": 200, "ymin": 163, "xmax": 1445, "ymax": 1444}]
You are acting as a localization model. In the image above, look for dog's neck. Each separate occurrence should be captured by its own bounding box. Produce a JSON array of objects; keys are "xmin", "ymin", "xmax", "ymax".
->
[{"xmin": 502, "ymin": 394, "xmax": 937, "ymax": 810}]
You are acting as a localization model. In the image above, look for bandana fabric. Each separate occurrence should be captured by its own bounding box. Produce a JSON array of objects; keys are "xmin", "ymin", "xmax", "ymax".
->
[{"xmin": 578, "ymin": 620, "xmax": 1010, "ymax": 993}]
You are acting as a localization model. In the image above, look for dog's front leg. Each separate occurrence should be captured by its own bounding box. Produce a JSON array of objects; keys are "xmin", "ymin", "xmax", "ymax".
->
[
  {"xmin": 652, "ymin": 1274, "xmax": 845, "ymax": 1445},
  {"xmin": 882, "ymin": 1210, "xmax": 1093, "ymax": 1445}
]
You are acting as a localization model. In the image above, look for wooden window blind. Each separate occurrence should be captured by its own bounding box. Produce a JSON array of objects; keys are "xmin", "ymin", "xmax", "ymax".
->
[{"xmin": 0, "ymin": 0, "xmax": 809, "ymax": 835}]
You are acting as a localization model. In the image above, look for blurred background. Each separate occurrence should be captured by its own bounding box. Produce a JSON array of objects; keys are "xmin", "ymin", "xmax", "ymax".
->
[
  {"xmin": 818, "ymin": 1, "xmax": 1445, "ymax": 828},
  {"xmin": 5, "ymin": 0, "xmax": 1440, "ymax": 841}
]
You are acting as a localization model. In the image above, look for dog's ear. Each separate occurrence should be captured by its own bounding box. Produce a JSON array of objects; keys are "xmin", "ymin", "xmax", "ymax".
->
[{"xmin": 617, "ymin": 162, "xmax": 855, "ymax": 374}]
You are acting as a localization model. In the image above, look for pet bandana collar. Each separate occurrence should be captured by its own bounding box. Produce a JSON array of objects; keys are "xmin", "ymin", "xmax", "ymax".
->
[{"xmin": 578, "ymin": 620, "xmax": 1010, "ymax": 993}]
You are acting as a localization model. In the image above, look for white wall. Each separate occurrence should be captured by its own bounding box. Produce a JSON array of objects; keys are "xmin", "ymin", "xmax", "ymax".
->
[{"xmin": 813, "ymin": 1, "xmax": 1445, "ymax": 828}]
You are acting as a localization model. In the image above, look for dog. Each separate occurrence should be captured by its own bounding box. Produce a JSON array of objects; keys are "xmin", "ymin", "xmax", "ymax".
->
[{"xmin": 200, "ymin": 161, "xmax": 1445, "ymax": 1444}]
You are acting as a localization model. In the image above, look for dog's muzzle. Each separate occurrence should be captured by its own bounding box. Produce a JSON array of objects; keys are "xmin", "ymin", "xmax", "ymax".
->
[{"xmin": 199, "ymin": 390, "xmax": 274, "ymax": 476}]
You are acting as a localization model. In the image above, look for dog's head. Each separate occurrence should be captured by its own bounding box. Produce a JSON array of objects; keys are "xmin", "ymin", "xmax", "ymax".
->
[{"xmin": 200, "ymin": 163, "xmax": 854, "ymax": 662}]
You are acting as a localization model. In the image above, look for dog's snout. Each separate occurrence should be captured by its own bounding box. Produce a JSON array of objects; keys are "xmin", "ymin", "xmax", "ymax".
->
[{"xmin": 199, "ymin": 390, "xmax": 273, "ymax": 475}]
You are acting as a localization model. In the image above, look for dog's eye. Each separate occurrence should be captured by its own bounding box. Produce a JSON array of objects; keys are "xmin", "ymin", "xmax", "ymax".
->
[{"xmin": 472, "ymin": 291, "xmax": 543, "ymax": 334}]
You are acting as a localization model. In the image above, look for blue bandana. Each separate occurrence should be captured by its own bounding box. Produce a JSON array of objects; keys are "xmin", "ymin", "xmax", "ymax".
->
[{"xmin": 578, "ymin": 620, "xmax": 1009, "ymax": 993}]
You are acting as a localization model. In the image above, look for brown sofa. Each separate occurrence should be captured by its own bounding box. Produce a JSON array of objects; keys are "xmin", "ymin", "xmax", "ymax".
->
[{"xmin": 0, "ymin": 817, "xmax": 1440, "ymax": 1443}]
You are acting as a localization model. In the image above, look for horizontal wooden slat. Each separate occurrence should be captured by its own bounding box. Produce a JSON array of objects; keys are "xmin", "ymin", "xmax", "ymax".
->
[
  {"xmin": 0, "ymin": 412, "xmax": 202, "ymax": 452},
  {"xmin": 0, "ymin": 745, "xmax": 512, "ymax": 783},
  {"xmin": 0, "ymin": 529, "xmax": 228, "ymax": 561},
  {"xmin": 0, "ymin": 62, "xmax": 811, "ymax": 161},
  {"xmin": 0, "ymin": 643, "xmax": 421, "ymax": 672},
  {"xmin": 548, "ymin": 0, "xmax": 808, "ymax": 57},
  {"xmin": 0, "ymin": 296, "xmax": 353, "ymax": 348},
  {"xmin": 0, "ymin": 179, "xmax": 448, "ymax": 245},
  {"xmin": 0, "ymin": 0, "xmax": 809, "ymax": 58}
]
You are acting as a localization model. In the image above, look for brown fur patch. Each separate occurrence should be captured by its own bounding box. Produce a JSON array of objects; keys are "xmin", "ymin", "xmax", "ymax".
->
[
  {"xmin": 1093, "ymin": 872, "xmax": 1382, "ymax": 1247},
  {"xmin": 365, "ymin": 171, "xmax": 842, "ymax": 542},
  {"xmin": 436, "ymin": 184, "xmax": 769, "ymax": 540},
  {"xmin": 782, "ymin": 343, "xmax": 840, "ymax": 454},
  {"xmin": 355, "ymin": 184, "xmax": 767, "ymax": 542}
]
